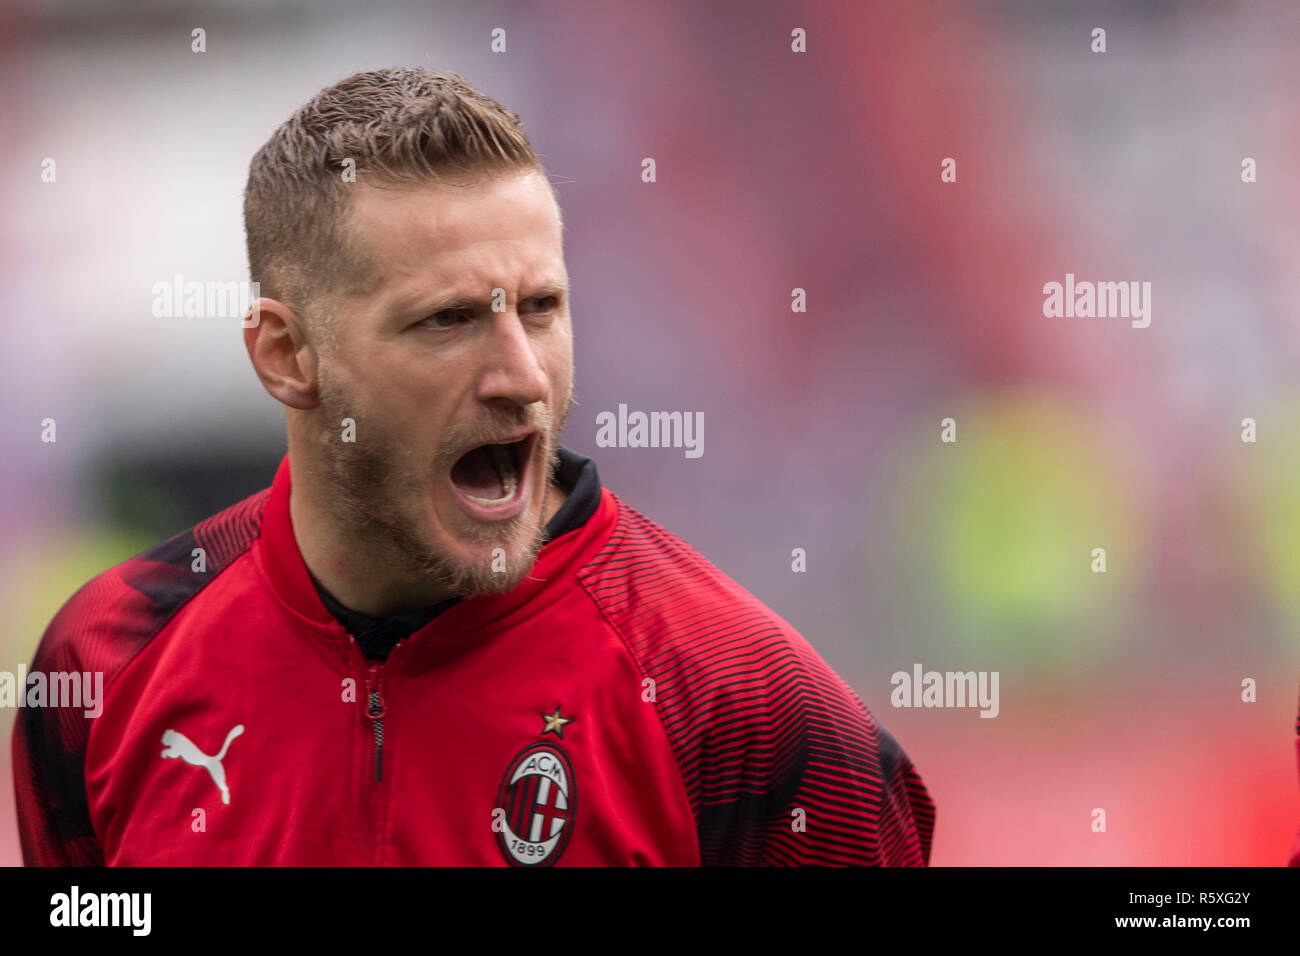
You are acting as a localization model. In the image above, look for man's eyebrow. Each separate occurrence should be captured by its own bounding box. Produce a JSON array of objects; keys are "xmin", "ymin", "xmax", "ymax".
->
[
  {"xmin": 409, "ymin": 281, "xmax": 570, "ymax": 315},
  {"xmin": 527, "ymin": 281, "xmax": 570, "ymax": 300}
]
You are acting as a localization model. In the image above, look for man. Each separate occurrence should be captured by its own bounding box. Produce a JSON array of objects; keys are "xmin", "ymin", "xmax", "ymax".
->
[{"xmin": 13, "ymin": 68, "xmax": 935, "ymax": 866}]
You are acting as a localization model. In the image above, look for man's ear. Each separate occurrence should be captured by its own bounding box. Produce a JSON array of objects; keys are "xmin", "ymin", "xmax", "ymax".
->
[{"xmin": 243, "ymin": 297, "xmax": 321, "ymax": 410}]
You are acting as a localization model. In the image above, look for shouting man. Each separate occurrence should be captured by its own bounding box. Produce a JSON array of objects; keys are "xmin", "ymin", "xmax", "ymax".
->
[{"xmin": 13, "ymin": 68, "xmax": 935, "ymax": 866}]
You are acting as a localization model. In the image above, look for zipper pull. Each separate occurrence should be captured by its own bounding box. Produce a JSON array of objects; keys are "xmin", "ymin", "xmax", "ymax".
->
[
  {"xmin": 365, "ymin": 663, "xmax": 387, "ymax": 719},
  {"xmin": 365, "ymin": 663, "xmax": 387, "ymax": 782}
]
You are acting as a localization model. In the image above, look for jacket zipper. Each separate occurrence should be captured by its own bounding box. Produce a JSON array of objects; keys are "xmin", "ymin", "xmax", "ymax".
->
[
  {"xmin": 365, "ymin": 662, "xmax": 387, "ymax": 782},
  {"xmin": 350, "ymin": 638, "xmax": 398, "ymax": 864}
]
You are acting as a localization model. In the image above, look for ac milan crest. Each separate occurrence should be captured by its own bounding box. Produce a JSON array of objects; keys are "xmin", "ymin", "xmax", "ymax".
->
[{"xmin": 495, "ymin": 743, "xmax": 577, "ymax": 866}]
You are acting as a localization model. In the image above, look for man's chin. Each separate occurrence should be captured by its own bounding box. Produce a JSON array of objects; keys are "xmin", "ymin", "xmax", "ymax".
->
[
  {"xmin": 425, "ymin": 530, "xmax": 546, "ymax": 598},
  {"xmin": 427, "ymin": 486, "xmax": 553, "ymax": 597}
]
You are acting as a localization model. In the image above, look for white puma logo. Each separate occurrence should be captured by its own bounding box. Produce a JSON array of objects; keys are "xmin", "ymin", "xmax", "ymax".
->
[{"xmin": 160, "ymin": 725, "xmax": 244, "ymax": 805}]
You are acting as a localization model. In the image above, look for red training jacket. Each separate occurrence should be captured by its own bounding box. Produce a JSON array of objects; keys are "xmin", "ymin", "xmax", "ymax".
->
[{"xmin": 12, "ymin": 452, "xmax": 936, "ymax": 866}]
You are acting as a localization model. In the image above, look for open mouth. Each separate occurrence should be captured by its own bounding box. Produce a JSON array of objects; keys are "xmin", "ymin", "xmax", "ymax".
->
[{"xmin": 449, "ymin": 433, "xmax": 535, "ymax": 509}]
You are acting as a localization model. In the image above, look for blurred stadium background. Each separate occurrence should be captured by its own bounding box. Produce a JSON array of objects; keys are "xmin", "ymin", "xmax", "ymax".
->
[{"xmin": 2, "ymin": 0, "xmax": 1299, "ymax": 865}]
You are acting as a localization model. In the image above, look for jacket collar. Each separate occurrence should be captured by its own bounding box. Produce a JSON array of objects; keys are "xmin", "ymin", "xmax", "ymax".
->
[{"xmin": 255, "ymin": 447, "xmax": 617, "ymax": 647}]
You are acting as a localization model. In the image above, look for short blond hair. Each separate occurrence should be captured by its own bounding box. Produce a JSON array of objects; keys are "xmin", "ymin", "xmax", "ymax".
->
[{"xmin": 243, "ymin": 68, "xmax": 547, "ymax": 340}]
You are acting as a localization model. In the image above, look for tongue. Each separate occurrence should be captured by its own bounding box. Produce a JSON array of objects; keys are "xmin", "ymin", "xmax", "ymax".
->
[{"xmin": 450, "ymin": 445, "xmax": 504, "ymax": 499}]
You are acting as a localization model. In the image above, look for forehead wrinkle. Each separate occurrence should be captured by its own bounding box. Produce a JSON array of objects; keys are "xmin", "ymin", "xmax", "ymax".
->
[
  {"xmin": 392, "ymin": 237, "xmax": 566, "ymax": 307},
  {"xmin": 349, "ymin": 180, "xmax": 565, "ymax": 311}
]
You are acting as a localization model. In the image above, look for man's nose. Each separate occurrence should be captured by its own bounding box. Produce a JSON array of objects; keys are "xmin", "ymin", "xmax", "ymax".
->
[{"xmin": 476, "ymin": 311, "xmax": 549, "ymax": 407}]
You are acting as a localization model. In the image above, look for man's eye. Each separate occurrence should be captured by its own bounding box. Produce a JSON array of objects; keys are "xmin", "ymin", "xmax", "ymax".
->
[
  {"xmin": 525, "ymin": 296, "xmax": 559, "ymax": 313},
  {"xmin": 419, "ymin": 310, "xmax": 468, "ymax": 329}
]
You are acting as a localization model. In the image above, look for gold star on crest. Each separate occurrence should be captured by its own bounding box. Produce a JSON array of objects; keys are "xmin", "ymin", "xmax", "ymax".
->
[{"xmin": 540, "ymin": 705, "xmax": 573, "ymax": 738}]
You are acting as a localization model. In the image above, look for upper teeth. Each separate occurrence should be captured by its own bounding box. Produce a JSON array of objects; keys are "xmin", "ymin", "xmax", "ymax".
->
[{"xmin": 466, "ymin": 443, "xmax": 519, "ymax": 506}]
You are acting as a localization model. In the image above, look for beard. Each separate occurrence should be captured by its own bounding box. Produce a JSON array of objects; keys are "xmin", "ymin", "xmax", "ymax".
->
[{"xmin": 313, "ymin": 366, "xmax": 571, "ymax": 601}]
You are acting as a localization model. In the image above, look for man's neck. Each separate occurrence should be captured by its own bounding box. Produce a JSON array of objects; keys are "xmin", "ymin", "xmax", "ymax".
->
[{"xmin": 288, "ymin": 454, "xmax": 569, "ymax": 618}]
